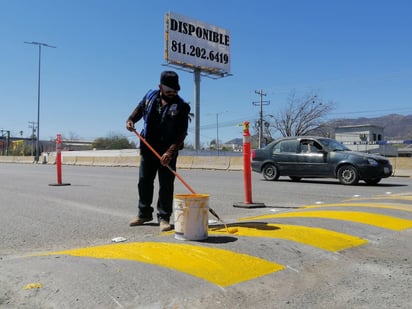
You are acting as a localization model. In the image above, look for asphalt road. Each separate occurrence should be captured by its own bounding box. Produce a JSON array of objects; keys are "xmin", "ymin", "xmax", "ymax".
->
[{"xmin": 1, "ymin": 163, "xmax": 412, "ymax": 308}]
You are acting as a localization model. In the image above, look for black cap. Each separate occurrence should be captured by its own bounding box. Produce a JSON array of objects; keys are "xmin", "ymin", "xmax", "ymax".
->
[{"xmin": 160, "ymin": 71, "xmax": 180, "ymax": 91}]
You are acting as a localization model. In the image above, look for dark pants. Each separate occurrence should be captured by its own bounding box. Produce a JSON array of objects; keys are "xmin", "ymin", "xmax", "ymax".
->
[{"xmin": 137, "ymin": 153, "xmax": 176, "ymax": 222}]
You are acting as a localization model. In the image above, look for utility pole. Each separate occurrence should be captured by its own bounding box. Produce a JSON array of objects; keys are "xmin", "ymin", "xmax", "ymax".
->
[{"xmin": 253, "ymin": 89, "xmax": 270, "ymax": 148}]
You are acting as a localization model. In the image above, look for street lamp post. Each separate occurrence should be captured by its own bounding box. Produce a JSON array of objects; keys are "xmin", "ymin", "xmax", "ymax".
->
[
  {"xmin": 24, "ymin": 41, "xmax": 56, "ymax": 162},
  {"xmin": 216, "ymin": 113, "xmax": 220, "ymax": 156},
  {"xmin": 210, "ymin": 111, "xmax": 227, "ymax": 156}
]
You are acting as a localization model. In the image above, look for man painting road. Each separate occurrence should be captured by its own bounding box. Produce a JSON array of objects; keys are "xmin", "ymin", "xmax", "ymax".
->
[{"xmin": 126, "ymin": 71, "xmax": 190, "ymax": 232}]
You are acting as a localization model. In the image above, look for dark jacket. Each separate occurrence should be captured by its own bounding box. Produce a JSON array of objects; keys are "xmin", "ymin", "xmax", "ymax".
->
[{"xmin": 128, "ymin": 90, "xmax": 190, "ymax": 156}]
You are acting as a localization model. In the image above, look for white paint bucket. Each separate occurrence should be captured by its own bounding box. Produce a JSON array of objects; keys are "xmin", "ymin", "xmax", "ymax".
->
[{"xmin": 174, "ymin": 194, "xmax": 209, "ymax": 241}]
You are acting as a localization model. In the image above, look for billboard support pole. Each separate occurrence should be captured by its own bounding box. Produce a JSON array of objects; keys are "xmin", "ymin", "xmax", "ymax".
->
[{"xmin": 194, "ymin": 68, "xmax": 201, "ymax": 151}]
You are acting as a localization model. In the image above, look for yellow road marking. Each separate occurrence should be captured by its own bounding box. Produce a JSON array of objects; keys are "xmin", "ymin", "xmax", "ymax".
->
[
  {"xmin": 240, "ymin": 210, "xmax": 412, "ymax": 231},
  {"xmin": 209, "ymin": 223, "xmax": 367, "ymax": 252},
  {"xmin": 42, "ymin": 242, "xmax": 284, "ymax": 287},
  {"xmin": 303, "ymin": 202, "xmax": 412, "ymax": 212},
  {"xmin": 23, "ymin": 283, "xmax": 42, "ymax": 290},
  {"xmin": 345, "ymin": 195, "xmax": 412, "ymax": 202}
]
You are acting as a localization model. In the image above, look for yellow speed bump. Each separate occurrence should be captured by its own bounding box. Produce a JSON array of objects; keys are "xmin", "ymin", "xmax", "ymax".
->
[
  {"xmin": 209, "ymin": 223, "xmax": 367, "ymax": 252},
  {"xmin": 43, "ymin": 242, "xmax": 284, "ymax": 287},
  {"xmin": 303, "ymin": 202, "xmax": 412, "ymax": 213},
  {"xmin": 240, "ymin": 210, "xmax": 412, "ymax": 231},
  {"xmin": 346, "ymin": 194, "xmax": 412, "ymax": 202}
]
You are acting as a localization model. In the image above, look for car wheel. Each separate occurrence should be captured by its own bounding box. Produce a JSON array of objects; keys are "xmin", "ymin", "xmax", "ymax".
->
[
  {"xmin": 289, "ymin": 176, "xmax": 302, "ymax": 182},
  {"xmin": 364, "ymin": 178, "xmax": 381, "ymax": 185},
  {"xmin": 262, "ymin": 163, "xmax": 279, "ymax": 181},
  {"xmin": 337, "ymin": 165, "xmax": 359, "ymax": 185}
]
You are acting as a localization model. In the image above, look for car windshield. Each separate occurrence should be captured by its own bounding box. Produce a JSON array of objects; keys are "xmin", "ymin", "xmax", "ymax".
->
[{"xmin": 319, "ymin": 138, "xmax": 350, "ymax": 152}]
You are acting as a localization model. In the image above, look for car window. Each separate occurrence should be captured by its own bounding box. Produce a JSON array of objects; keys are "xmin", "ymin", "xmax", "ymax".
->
[
  {"xmin": 311, "ymin": 141, "xmax": 322, "ymax": 152},
  {"xmin": 279, "ymin": 140, "xmax": 299, "ymax": 153},
  {"xmin": 300, "ymin": 140, "xmax": 322, "ymax": 153},
  {"xmin": 300, "ymin": 143, "xmax": 309, "ymax": 153},
  {"xmin": 273, "ymin": 142, "xmax": 281, "ymax": 153},
  {"xmin": 319, "ymin": 138, "xmax": 350, "ymax": 152}
]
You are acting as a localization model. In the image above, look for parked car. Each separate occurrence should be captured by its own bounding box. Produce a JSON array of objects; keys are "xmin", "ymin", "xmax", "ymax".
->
[{"xmin": 251, "ymin": 136, "xmax": 393, "ymax": 185}]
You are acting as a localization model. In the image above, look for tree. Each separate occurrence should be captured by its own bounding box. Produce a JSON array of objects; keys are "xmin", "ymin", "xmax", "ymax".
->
[
  {"xmin": 271, "ymin": 91, "xmax": 335, "ymax": 137},
  {"xmin": 68, "ymin": 131, "xmax": 80, "ymax": 140},
  {"xmin": 92, "ymin": 134, "xmax": 136, "ymax": 150},
  {"xmin": 209, "ymin": 138, "xmax": 217, "ymax": 149}
]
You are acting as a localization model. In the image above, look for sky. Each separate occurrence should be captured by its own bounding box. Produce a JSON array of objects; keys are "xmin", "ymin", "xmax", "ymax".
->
[{"xmin": 1, "ymin": 0, "xmax": 411, "ymax": 147}]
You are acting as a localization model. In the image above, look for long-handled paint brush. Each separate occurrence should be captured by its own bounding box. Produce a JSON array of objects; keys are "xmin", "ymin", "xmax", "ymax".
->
[{"xmin": 132, "ymin": 129, "xmax": 223, "ymax": 222}]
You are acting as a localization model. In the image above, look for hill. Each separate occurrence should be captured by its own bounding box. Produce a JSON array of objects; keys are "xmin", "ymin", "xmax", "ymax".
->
[{"xmin": 329, "ymin": 114, "xmax": 412, "ymax": 140}]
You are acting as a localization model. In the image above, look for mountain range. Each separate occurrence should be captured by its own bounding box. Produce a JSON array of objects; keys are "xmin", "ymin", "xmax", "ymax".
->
[
  {"xmin": 327, "ymin": 114, "xmax": 412, "ymax": 140},
  {"xmin": 226, "ymin": 114, "xmax": 412, "ymax": 144}
]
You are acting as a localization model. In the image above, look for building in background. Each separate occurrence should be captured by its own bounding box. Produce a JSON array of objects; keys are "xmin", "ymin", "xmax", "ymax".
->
[{"xmin": 335, "ymin": 125, "xmax": 398, "ymax": 156}]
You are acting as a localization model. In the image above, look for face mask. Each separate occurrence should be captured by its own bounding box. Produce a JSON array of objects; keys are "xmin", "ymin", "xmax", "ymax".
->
[{"xmin": 161, "ymin": 92, "xmax": 177, "ymax": 104}]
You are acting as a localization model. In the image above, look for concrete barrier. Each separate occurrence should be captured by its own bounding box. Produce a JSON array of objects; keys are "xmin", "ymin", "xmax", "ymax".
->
[
  {"xmin": 62, "ymin": 156, "xmax": 77, "ymax": 165},
  {"xmin": 113, "ymin": 156, "xmax": 140, "ymax": 167},
  {"xmin": 389, "ymin": 157, "xmax": 412, "ymax": 177},
  {"xmin": 0, "ymin": 156, "xmax": 35, "ymax": 163},
  {"xmin": 0, "ymin": 155, "xmax": 411, "ymax": 177},
  {"xmin": 18, "ymin": 156, "xmax": 35, "ymax": 163},
  {"xmin": 228, "ymin": 157, "xmax": 243, "ymax": 171},
  {"xmin": 177, "ymin": 156, "xmax": 193, "ymax": 169},
  {"xmin": 75, "ymin": 156, "xmax": 95, "ymax": 166},
  {"xmin": 47, "ymin": 154, "xmax": 56, "ymax": 165},
  {"xmin": 191, "ymin": 156, "xmax": 230, "ymax": 170},
  {"xmin": 0, "ymin": 156, "xmax": 17, "ymax": 163},
  {"xmin": 92, "ymin": 156, "xmax": 115, "ymax": 167}
]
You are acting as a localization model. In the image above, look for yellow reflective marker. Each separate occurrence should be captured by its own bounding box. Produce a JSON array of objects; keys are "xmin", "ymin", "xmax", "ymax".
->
[
  {"xmin": 43, "ymin": 243, "xmax": 284, "ymax": 287},
  {"xmin": 240, "ymin": 210, "xmax": 412, "ymax": 231},
  {"xmin": 209, "ymin": 223, "xmax": 367, "ymax": 252}
]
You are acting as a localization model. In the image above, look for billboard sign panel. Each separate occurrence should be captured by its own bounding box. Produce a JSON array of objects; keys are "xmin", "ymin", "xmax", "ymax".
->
[{"xmin": 165, "ymin": 12, "xmax": 231, "ymax": 75}]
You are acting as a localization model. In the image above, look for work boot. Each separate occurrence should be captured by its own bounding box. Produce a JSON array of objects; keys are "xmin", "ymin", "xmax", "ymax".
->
[
  {"xmin": 159, "ymin": 219, "xmax": 172, "ymax": 232},
  {"xmin": 129, "ymin": 217, "xmax": 152, "ymax": 227}
]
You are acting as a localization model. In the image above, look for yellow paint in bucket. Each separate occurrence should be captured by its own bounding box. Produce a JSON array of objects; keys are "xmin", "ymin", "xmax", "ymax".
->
[{"xmin": 174, "ymin": 194, "xmax": 209, "ymax": 241}]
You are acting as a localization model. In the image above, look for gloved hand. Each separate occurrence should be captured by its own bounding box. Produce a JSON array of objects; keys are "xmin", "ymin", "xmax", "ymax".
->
[
  {"xmin": 160, "ymin": 144, "xmax": 178, "ymax": 166},
  {"xmin": 126, "ymin": 120, "xmax": 135, "ymax": 131}
]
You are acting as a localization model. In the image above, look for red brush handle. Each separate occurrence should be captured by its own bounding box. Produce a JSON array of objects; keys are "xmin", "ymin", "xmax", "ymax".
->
[{"xmin": 132, "ymin": 129, "xmax": 196, "ymax": 194}]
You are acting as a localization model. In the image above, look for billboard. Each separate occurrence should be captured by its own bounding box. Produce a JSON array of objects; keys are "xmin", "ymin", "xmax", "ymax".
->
[{"xmin": 165, "ymin": 12, "xmax": 231, "ymax": 75}]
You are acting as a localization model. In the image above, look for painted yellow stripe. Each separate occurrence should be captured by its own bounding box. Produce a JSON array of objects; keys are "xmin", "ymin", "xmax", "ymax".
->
[
  {"xmin": 43, "ymin": 242, "xmax": 284, "ymax": 287},
  {"xmin": 240, "ymin": 210, "xmax": 412, "ymax": 231},
  {"xmin": 303, "ymin": 202, "xmax": 412, "ymax": 212},
  {"xmin": 209, "ymin": 223, "xmax": 367, "ymax": 252},
  {"xmin": 345, "ymin": 195, "xmax": 412, "ymax": 202}
]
